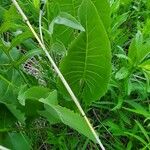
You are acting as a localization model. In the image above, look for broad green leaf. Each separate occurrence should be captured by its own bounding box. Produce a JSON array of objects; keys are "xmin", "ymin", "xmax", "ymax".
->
[
  {"xmin": 22, "ymin": 39, "xmax": 38, "ymax": 50},
  {"xmin": 47, "ymin": 1, "xmax": 81, "ymax": 46},
  {"xmin": 0, "ymin": 69, "xmax": 22, "ymax": 102},
  {"xmin": 38, "ymin": 90, "xmax": 61, "ymax": 124},
  {"xmin": 59, "ymin": 0, "xmax": 111, "ymax": 104},
  {"xmin": 47, "ymin": 105, "xmax": 96, "ymax": 142},
  {"xmin": 39, "ymin": 91, "xmax": 96, "ymax": 143},
  {"xmin": 49, "ymin": 12, "xmax": 85, "ymax": 35}
]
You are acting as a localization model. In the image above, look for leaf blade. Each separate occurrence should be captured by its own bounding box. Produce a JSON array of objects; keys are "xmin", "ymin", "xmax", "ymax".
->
[{"xmin": 59, "ymin": 0, "xmax": 111, "ymax": 104}]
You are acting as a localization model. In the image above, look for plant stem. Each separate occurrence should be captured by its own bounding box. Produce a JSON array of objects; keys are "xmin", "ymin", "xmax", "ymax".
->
[
  {"xmin": 11, "ymin": 0, "xmax": 105, "ymax": 149},
  {"xmin": 0, "ymin": 145, "xmax": 10, "ymax": 150},
  {"xmin": 39, "ymin": 0, "xmax": 46, "ymax": 44}
]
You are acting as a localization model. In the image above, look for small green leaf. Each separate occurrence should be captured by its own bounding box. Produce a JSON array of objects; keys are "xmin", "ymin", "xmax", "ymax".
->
[
  {"xmin": 49, "ymin": 12, "xmax": 85, "ymax": 35},
  {"xmin": 115, "ymin": 67, "xmax": 129, "ymax": 80}
]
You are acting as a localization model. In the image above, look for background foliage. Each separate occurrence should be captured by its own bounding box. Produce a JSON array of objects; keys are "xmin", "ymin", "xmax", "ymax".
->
[{"xmin": 0, "ymin": 0, "xmax": 150, "ymax": 149}]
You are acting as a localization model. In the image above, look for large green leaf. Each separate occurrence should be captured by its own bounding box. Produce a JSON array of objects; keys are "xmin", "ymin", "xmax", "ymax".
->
[
  {"xmin": 39, "ymin": 91, "xmax": 96, "ymax": 143},
  {"xmin": 59, "ymin": 0, "xmax": 111, "ymax": 104}
]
